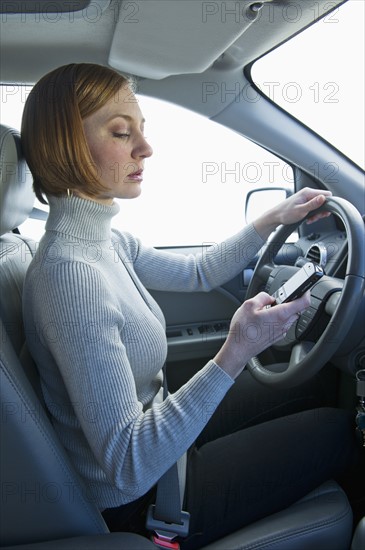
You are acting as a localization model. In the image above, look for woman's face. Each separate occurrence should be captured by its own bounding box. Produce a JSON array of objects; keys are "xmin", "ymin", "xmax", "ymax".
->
[{"xmin": 82, "ymin": 84, "xmax": 153, "ymax": 204}]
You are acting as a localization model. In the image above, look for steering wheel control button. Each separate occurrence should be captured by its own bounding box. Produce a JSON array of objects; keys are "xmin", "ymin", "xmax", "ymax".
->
[{"xmin": 296, "ymin": 316, "xmax": 310, "ymax": 334}]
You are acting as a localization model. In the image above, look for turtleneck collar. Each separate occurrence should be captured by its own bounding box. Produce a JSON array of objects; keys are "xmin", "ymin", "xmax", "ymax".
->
[{"xmin": 46, "ymin": 195, "xmax": 120, "ymax": 242}]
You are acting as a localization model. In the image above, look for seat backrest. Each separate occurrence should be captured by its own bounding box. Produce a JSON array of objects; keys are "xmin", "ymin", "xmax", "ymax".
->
[{"xmin": 0, "ymin": 125, "xmax": 109, "ymax": 546}]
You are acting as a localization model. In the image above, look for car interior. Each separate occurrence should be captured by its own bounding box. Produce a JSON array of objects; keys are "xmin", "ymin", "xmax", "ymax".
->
[{"xmin": 1, "ymin": 1, "xmax": 364, "ymax": 549}]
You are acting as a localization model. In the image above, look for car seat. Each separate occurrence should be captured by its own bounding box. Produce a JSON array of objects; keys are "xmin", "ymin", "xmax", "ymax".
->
[
  {"xmin": 351, "ymin": 516, "xmax": 365, "ymax": 550},
  {"xmin": 0, "ymin": 124, "xmax": 355, "ymax": 549}
]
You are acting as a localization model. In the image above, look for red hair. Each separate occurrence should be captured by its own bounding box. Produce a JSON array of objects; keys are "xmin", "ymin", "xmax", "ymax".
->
[{"xmin": 21, "ymin": 63, "xmax": 133, "ymax": 203}]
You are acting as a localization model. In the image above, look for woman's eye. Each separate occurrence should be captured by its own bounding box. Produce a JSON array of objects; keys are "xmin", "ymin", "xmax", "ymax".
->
[{"xmin": 113, "ymin": 132, "xmax": 130, "ymax": 139}]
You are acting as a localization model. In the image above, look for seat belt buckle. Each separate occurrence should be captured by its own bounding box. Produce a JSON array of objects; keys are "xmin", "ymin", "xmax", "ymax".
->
[
  {"xmin": 151, "ymin": 534, "xmax": 181, "ymax": 549},
  {"xmin": 146, "ymin": 504, "xmax": 190, "ymax": 549}
]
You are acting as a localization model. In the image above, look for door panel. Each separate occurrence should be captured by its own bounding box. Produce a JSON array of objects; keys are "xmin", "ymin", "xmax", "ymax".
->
[
  {"xmin": 149, "ymin": 245, "xmax": 251, "ymax": 363},
  {"xmin": 150, "ymin": 286, "xmax": 239, "ymax": 362}
]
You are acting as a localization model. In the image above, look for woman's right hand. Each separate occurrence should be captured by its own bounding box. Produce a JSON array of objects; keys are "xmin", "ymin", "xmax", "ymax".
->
[{"xmin": 214, "ymin": 291, "xmax": 311, "ymax": 380}]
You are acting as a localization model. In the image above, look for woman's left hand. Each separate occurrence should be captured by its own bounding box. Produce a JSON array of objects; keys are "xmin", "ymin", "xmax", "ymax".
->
[
  {"xmin": 253, "ymin": 187, "xmax": 332, "ymax": 240},
  {"xmin": 276, "ymin": 187, "xmax": 332, "ymax": 226}
]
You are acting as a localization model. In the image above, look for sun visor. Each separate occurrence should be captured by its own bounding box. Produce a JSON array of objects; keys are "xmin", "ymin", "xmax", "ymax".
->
[
  {"xmin": 0, "ymin": 0, "xmax": 111, "ymax": 15},
  {"xmin": 109, "ymin": 1, "xmax": 272, "ymax": 79}
]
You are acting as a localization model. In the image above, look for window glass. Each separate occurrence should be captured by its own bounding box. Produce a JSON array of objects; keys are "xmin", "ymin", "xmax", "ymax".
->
[
  {"xmin": 1, "ymin": 86, "xmax": 293, "ymax": 246},
  {"xmin": 113, "ymin": 95, "xmax": 293, "ymax": 246},
  {"xmin": 251, "ymin": 0, "xmax": 364, "ymax": 169}
]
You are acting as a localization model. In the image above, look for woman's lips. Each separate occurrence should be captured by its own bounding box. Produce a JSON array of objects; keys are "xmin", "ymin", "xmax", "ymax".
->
[{"xmin": 127, "ymin": 169, "xmax": 143, "ymax": 181}]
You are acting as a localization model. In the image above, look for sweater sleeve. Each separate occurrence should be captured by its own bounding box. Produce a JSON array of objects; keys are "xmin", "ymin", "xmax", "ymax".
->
[
  {"xmin": 33, "ymin": 261, "xmax": 234, "ymax": 503},
  {"xmin": 113, "ymin": 223, "xmax": 265, "ymax": 292}
]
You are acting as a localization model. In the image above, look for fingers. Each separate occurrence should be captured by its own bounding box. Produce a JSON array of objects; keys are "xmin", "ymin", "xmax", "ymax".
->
[
  {"xmin": 300, "ymin": 187, "xmax": 332, "ymax": 202},
  {"xmin": 249, "ymin": 291, "xmax": 276, "ymax": 309},
  {"xmin": 220, "ymin": 291, "xmax": 311, "ymax": 377},
  {"xmin": 256, "ymin": 291, "xmax": 310, "ymax": 333},
  {"xmin": 296, "ymin": 190, "xmax": 332, "ymax": 224},
  {"xmin": 295, "ymin": 188, "xmax": 331, "ymax": 210},
  {"xmin": 249, "ymin": 291, "xmax": 310, "ymax": 317},
  {"xmin": 262, "ymin": 292, "xmax": 310, "ymax": 341},
  {"xmin": 241, "ymin": 292, "xmax": 309, "ymax": 346},
  {"xmin": 306, "ymin": 211, "xmax": 332, "ymax": 225},
  {"xmin": 278, "ymin": 188, "xmax": 332, "ymax": 227},
  {"xmin": 300, "ymin": 194, "xmax": 327, "ymax": 215},
  {"xmin": 278, "ymin": 292, "xmax": 311, "ymax": 320}
]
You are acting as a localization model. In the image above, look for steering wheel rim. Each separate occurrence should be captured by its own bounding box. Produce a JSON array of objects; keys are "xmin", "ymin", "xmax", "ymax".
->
[{"xmin": 246, "ymin": 196, "xmax": 365, "ymax": 388}]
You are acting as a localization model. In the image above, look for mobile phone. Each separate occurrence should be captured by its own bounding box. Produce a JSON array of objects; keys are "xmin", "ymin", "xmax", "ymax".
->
[{"xmin": 271, "ymin": 262, "xmax": 323, "ymax": 305}]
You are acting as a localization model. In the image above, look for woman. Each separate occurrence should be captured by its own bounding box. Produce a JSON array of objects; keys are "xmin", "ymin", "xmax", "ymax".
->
[{"xmin": 21, "ymin": 63, "xmax": 358, "ymax": 549}]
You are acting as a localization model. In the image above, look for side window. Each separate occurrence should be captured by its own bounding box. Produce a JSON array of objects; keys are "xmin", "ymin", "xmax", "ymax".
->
[
  {"xmin": 1, "ymin": 86, "xmax": 293, "ymax": 245},
  {"xmin": 115, "ymin": 96, "xmax": 293, "ymax": 246}
]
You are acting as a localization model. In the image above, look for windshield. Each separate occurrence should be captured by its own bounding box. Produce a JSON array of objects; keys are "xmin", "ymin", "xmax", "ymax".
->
[{"xmin": 251, "ymin": 0, "xmax": 364, "ymax": 170}]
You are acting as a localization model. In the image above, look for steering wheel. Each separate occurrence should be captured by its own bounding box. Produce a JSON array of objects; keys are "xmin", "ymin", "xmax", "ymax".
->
[{"xmin": 245, "ymin": 197, "xmax": 365, "ymax": 388}]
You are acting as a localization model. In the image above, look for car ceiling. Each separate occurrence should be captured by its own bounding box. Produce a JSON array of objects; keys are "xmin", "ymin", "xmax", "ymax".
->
[{"xmin": 0, "ymin": 0, "xmax": 347, "ymax": 119}]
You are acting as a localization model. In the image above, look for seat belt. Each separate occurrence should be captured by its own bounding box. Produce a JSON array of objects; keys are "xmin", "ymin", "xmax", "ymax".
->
[
  {"xmin": 115, "ymin": 244, "xmax": 190, "ymax": 547},
  {"xmin": 146, "ymin": 364, "xmax": 190, "ymax": 549}
]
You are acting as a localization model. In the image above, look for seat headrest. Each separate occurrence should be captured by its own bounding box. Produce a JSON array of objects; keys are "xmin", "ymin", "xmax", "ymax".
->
[{"xmin": 0, "ymin": 124, "xmax": 35, "ymax": 236}]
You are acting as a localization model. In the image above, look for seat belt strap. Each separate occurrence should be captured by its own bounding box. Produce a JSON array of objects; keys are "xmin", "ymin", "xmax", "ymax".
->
[
  {"xmin": 114, "ymin": 247, "xmax": 190, "ymax": 543},
  {"xmin": 155, "ymin": 365, "xmax": 184, "ymax": 524},
  {"xmin": 146, "ymin": 364, "xmax": 190, "ymax": 546}
]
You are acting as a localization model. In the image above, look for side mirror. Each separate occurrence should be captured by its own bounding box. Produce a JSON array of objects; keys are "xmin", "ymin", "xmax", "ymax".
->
[{"xmin": 245, "ymin": 187, "xmax": 293, "ymax": 224}]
